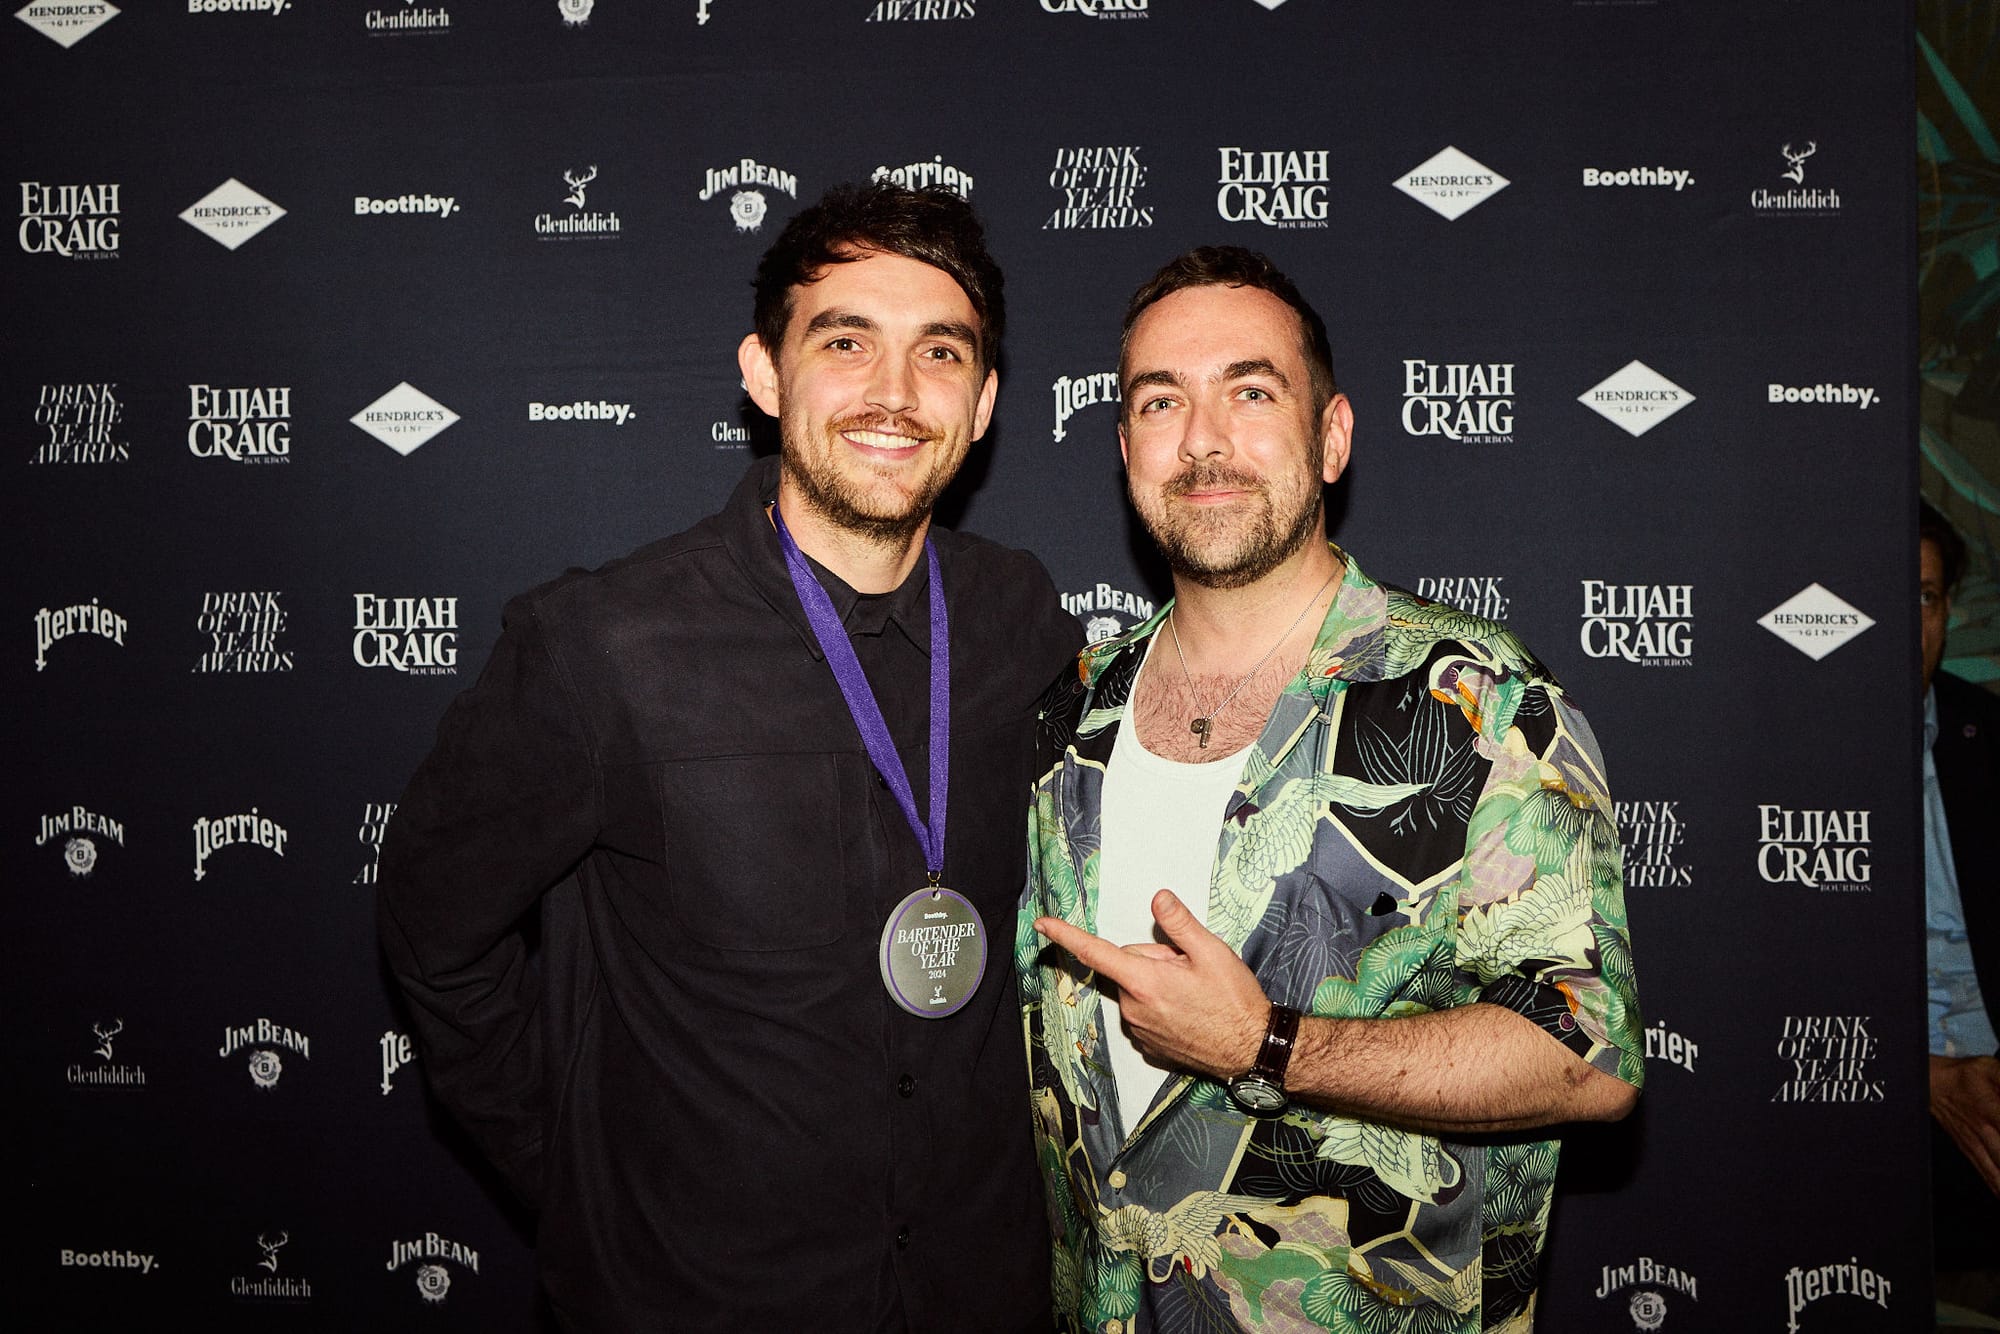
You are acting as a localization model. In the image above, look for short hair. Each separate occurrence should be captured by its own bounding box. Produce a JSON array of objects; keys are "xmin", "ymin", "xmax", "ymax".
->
[
  {"xmin": 1120, "ymin": 245, "xmax": 1337, "ymax": 415},
  {"xmin": 1921, "ymin": 498, "xmax": 1968, "ymax": 591},
  {"xmin": 751, "ymin": 182, "xmax": 1004, "ymax": 373}
]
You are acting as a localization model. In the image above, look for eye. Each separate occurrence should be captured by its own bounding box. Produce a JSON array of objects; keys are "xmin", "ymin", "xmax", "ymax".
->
[
  {"xmin": 1139, "ymin": 395, "xmax": 1176, "ymax": 414},
  {"xmin": 1239, "ymin": 386, "xmax": 1272, "ymax": 401},
  {"xmin": 826, "ymin": 336, "xmax": 860, "ymax": 352},
  {"xmin": 922, "ymin": 345, "xmax": 963, "ymax": 362}
]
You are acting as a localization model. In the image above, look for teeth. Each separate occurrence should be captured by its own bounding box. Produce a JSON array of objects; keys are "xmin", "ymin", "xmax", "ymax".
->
[{"xmin": 848, "ymin": 429, "xmax": 921, "ymax": 450}]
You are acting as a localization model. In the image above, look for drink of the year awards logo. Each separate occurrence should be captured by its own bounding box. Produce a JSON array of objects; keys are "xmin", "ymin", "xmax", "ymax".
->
[
  {"xmin": 18, "ymin": 182, "xmax": 119, "ymax": 257},
  {"xmin": 193, "ymin": 591, "xmax": 292, "ymax": 672},
  {"xmin": 865, "ymin": 0, "xmax": 974, "ymax": 19},
  {"xmin": 1051, "ymin": 372, "xmax": 1118, "ymax": 443},
  {"xmin": 1061, "ymin": 583, "xmax": 1155, "ymax": 645},
  {"xmin": 1414, "ymin": 577, "xmax": 1509, "ymax": 622},
  {"xmin": 1045, "ymin": 147, "xmax": 1152, "ymax": 229},
  {"xmin": 1616, "ymin": 799, "xmax": 1689, "ymax": 889},
  {"xmin": 1216, "ymin": 148, "xmax": 1328, "ymax": 228},
  {"xmin": 355, "ymin": 801, "xmax": 395, "ymax": 884},
  {"xmin": 1402, "ymin": 362, "xmax": 1514, "ymax": 442},
  {"xmin": 1774, "ymin": 1015, "xmax": 1883, "ymax": 1103},
  {"xmin": 32, "ymin": 383, "xmax": 127, "ymax": 464}
]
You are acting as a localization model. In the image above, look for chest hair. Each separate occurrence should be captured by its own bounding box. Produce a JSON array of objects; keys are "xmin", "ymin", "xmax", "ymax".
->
[{"xmin": 1128, "ymin": 648, "xmax": 1306, "ymax": 764}]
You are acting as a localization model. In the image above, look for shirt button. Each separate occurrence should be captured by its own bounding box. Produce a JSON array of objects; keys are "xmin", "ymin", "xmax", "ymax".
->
[
  {"xmin": 1106, "ymin": 1321, "xmax": 1124, "ymax": 1334},
  {"xmin": 1107, "ymin": 1169, "xmax": 1127, "ymax": 1190},
  {"xmin": 897, "ymin": 1073, "xmax": 917, "ymax": 1098},
  {"xmin": 895, "ymin": 1225, "xmax": 910, "ymax": 1249}
]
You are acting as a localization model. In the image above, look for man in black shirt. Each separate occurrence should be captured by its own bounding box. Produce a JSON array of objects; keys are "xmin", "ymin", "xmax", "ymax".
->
[{"xmin": 379, "ymin": 184, "xmax": 1082, "ymax": 1331}]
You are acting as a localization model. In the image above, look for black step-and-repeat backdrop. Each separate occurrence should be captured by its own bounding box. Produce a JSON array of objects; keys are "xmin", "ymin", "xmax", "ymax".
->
[{"xmin": 10, "ymin": 2, "xmax": 1921, "ymax": 1330}]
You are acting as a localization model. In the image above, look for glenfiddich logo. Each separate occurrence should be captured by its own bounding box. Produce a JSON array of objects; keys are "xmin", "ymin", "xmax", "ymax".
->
[
  {"xmin": 69, "ymin": 1018, "xmax": 146, "ymax": 1088},
  {"xmin": 537, "ymin": 165, "xmax": 621, "ymax": 239},
  {"xmin": 16, "ymin": 0, "xmax": 120, "ymax": 46}
]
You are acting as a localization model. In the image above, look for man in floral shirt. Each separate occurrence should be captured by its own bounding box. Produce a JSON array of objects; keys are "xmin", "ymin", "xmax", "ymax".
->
[{"xmin": 1020, "ymin": 247, "xmax": 1642, "ymax": 1333}]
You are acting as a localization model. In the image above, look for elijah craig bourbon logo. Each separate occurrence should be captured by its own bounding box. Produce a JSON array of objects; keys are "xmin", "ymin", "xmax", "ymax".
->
[
  {"xmin": 352, "ymin": 594, "xmax": 457, "ymax": 674},
  {"xmin": 18, "ymin": 181, "xmax": 119, "ymax": 258}
]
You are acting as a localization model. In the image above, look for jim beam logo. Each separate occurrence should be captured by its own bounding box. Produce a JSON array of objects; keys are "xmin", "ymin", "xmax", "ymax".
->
[
  {"xmin": 350, "ymin": 382, "xmax": 459, "ymax": 455},
  {"xmin": 558, "ymin": 0, "xmax": 591, "ymax": 24},
  {"xmin": 1402, "ymin": 361, "xmax": 1514, "ymax": 443},
  {"xmin": 194, "ymin": 591, "xmax": 293, "ymax": 673},
  {"xmin": 193, "ymin": 807, "xmax": 289, "ymax": 882},
  {"xmin": 232, "ymin": 1230, "xmax": 310, "ymax": 1302},
  {"xmin": 355, "ymin": 801, "xmax": 394, "ymax": 884},
  {"xmin": 220, "ymin": 1016, "xmax": 310, "ymax": 1089},
  {"xmin": 366, "ymin": 1, "xmax": 452, "ymax": 34},
  {"xmin": 1580, "ymin": 581, "xmax": 1691, "ymax": 667},
  {"xmin": 1758, "ymin": 805, "xmax": 1869, "ymax": 893},
  {"xmin": 1041, "ymin": 0, "xmax": 1149, "ymax": 17},
  {"xmin": 387, "ymin": 1231, "xmax": 480, "ymax": 1304},
  {"xmin": 536, "ymin": 164, "xmax": 620, "ymax": 240},
  {"xmin": 187, "ymin": 0, "xmax": 291, "ymax": 15},
  {"xmin": 1617, "ymin": 800, "xmax": 1688, "ymax": 889},
  {"xmin": 1392, "ymin": 146, "xmax": 1508, "ymax": 221},
  {"xmin": 1776, "ymin": 1016, "xmax": 1883, "ymax": 1103},
  {"xmin": 1596, "ymin": 1256, "xmax": 1697, "ymax": 1331},
  {"xmin": 865, "ymin": 0, "xmax": 974, "ymax": 19},
  {"xmin": 1577, "ymin": 360, "xmax": 1694, "ymax": 437},
  {"xmin": 1052, "ymin": 371, "xmax": 1118, "ymax": 443},
  {"xmin": 1754, "ymin": 141, "xmax": 1840, "ymax": 217},
  {"xmin": 697, "ymin": 157, "xmax": 799, "ymax": 233},
  {"xmin": 871, "ymin": 155, "xmax": 973, "ymax": 198},
  {"xmin": 179, "ymin": 178, "xmax": 286, "ymax": 251},
  {"xmin": 35, "ymin": 597, "xmax": 128, "ymax": 671},
  {"xmin": 70, "ymin": 1018, "xmax": 146, "ymax": 1089},
  {"xmin": 39, "ymin": 804, "xmax": 125, "ymax": 878},
  {"xmin": 1758, "ymin": 584, "xmax": 1874, "ymax": 661},
  {"xmin": 530, "ymin": 397, "xmax": 635, "ymax": 426},
  {"xmin": 1785, "ymin": 1257, "xmax": 1890, "ymax": 1331},
  {"xmin": 1216, "ymin": 148, "xmax": 1328, "ymax": 228},
  {"xmin": 1062, "ymin": 583, "xmax": 1155, "ymax": 644},
  {"xmin": 1045, "ymin": 147, "xmax": 1153, "ymax": 230},
  {"xmin": 16, "ymin": 0, "xmax": 120, "ymax": 46},
  {"xmin": 19, "ymin": 181, "xmax": 119, "ymax": 259},
  {"xmin": 32, "ymin": 383, "xmax": 128, "ymax": 464},
  {"xmin": 380, "ymin": 1030, "xmax": 416, "ymax": 1094},
  {"xmin": 354, "ymin": 595, "xmax": 458, "ymax": 674},
  {"xmin": 189, "ymin": 385, "xmax": 290, "ymax": 464}
]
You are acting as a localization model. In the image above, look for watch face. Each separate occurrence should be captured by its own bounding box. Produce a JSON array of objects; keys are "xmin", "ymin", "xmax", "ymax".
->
[{"xmin": 1228, "ymin": 1074, "xmax": 1286, "ymax": 1114}]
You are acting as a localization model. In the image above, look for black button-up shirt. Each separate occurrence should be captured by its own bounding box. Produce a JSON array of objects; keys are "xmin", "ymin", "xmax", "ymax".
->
[{"xmin": 380, "ymin": 457, "xmax": 1083, "ymax": 1332}]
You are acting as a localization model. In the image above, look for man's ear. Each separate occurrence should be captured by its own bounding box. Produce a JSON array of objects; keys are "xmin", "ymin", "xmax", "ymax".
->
[
  {"xmin": 739, "ymin": 333, "xmax": 781, "ymax": 418},
  {"xmin": 1320, "ymin": 393, "xmax": 1354, "ymax": 484},
  {"xmin": 971, "ymin": 368, "xmax": 999, "ymax": 442},
  {"xmin": 1117, "ymin": 421, "xmax": 1130, "ymax": 467}
]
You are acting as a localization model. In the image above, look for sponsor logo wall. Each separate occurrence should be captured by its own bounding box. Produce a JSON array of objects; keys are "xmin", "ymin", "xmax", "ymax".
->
[{"xmin": 8, "ymin": 3, "xmax": 1921, "ymax": 1326}]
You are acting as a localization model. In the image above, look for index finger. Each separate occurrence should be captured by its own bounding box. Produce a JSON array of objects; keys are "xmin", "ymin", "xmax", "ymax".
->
[{"xmin": 1034, "ymin": 916, "xmax": 1137, "ymax": 988}]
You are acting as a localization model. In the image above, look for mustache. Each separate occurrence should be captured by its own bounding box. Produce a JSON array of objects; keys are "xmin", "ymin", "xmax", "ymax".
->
[
  {"xmin": 1165, "ymin": 463, "xmax": 1263, "ymax": 498},
  {"xmin": 830, "ymin": 411, "xmax": 935, "ymax": 442}
]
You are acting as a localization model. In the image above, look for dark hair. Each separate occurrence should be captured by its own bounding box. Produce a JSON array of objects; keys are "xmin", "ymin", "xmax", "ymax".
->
[
  {"xmin": 751, "ymin": 182, "xmax": 1004, "ymax": 372},
  {"xmin": 1921, "ymin": 498, "xmax": 1968, "ymax": 591},
  {"xmin": 1120, "ymin": 245, "xmax": 1337, "ymax": 414}
]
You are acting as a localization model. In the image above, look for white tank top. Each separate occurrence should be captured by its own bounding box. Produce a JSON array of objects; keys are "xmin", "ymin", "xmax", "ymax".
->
[{"xmin": 1097, "ymin": 639, "xmax": 1253, "ymax": 1130}]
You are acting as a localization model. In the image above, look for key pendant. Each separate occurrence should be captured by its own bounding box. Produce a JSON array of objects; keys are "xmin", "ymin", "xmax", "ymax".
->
[{"xmin": 1190, "ymin": 716, "xmax": 1211, "ymax": 749}]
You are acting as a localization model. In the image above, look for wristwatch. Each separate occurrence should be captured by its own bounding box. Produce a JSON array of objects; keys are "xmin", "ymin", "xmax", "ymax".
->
[{"xmin": 1227, "ymin": 1003, "xmax": 1301, "ymax": 1114}]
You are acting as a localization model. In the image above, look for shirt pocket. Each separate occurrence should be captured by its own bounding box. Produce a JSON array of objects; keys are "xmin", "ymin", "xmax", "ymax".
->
[{"xmin": 657, "ymin": 752, "xmax": 854, "ymax": 951}]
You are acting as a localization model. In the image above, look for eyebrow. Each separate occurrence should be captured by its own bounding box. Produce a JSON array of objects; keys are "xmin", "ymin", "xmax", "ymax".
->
[
  {"xmin": 1124, "ymin": 359, "xmax": 1291, "ymax": 399},
  {"xmin": 800, "ymin": 311, "xmax": 981, "ymax": 354},
  {"xmin": 1124, "ymin": 368, "xmax": 1186, "ymax": 398}
]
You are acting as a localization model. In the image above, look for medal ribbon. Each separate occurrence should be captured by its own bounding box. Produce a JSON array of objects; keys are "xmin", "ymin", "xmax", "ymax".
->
[{"xmin": 773, "ymin": 507, "xmax": 948, "ymax": 879}]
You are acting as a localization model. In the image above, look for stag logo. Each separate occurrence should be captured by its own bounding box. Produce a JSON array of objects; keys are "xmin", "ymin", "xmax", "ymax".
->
[
  {"xmin": 258, "ymin": 1232, "xmax": 288, "ymax": 1273},
  {"xmin": 563, "ymin": 166, "xmax": 597, "ymax": 210},
  {"xmin": 558, "ymin": 0, "xmax": 592, "ymax": 24},
  {"xmin": 1780, "ymin": 142, "xmax": 1816, "ymax": 185},
  {"xmin": 93, "ymin": 1019, "xmax": 122, "ymax": 1060}
]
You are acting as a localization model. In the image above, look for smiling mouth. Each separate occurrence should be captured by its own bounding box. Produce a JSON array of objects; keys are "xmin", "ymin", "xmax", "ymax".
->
[{"xmin": 843, "ymin": 427, "xmax": 927, "ymax": 452}]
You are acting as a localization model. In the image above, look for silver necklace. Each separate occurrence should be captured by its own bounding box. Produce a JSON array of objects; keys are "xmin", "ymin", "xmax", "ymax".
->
[{"xmin": 1167, "ymin": 568, "xmax": 1340, "ymax": 749}]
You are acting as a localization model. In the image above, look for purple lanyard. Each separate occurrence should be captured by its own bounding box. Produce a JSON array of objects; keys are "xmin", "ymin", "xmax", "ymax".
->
[{"xmin": 773, "ymin": 506, "xmax": 949, "ymax": 880}]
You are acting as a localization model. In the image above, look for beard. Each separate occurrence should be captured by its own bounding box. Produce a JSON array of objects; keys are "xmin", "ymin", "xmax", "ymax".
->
[
  {"xmin": 1133, "ymin": 456, "xmax": 1324, "ymax": 590},
  {"xmin": 781, "ymin": 409, "xmax": 958, "ymax": 545}
]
